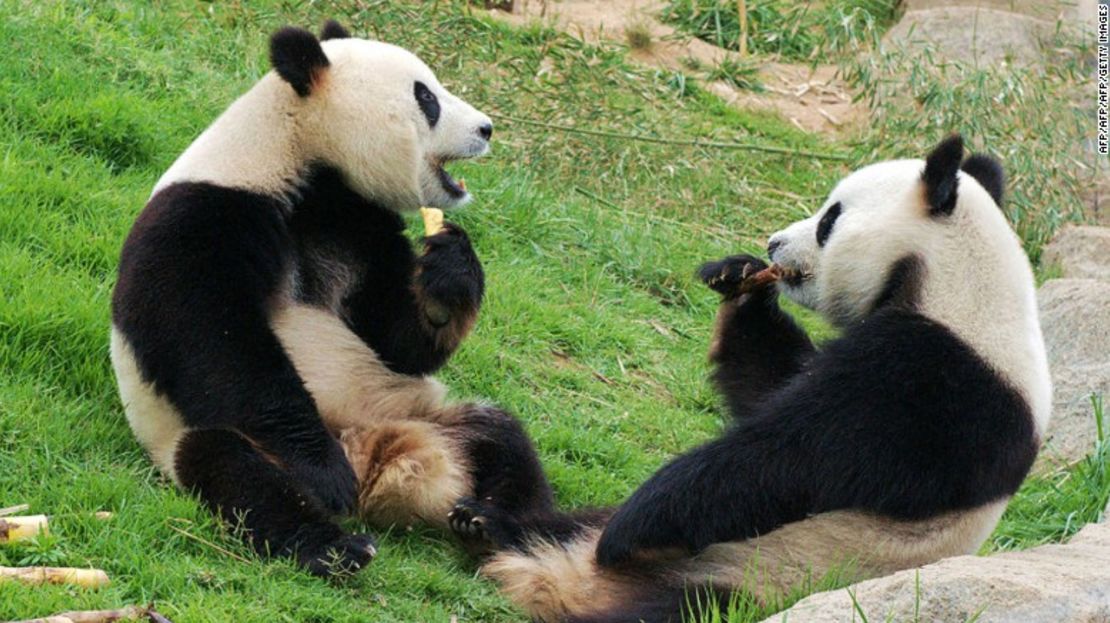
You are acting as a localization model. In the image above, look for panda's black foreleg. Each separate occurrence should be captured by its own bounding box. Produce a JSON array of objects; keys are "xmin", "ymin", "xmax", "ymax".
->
[
  {"xmin": 698, "ymin": 254, "xmax": 815, "ymax": 420},
  {"xmin": 175, "ymin": 428, "xmax": 377, "ymax": 577},
  {"xmin": 344, "ymin": 222, "xmax": 484, "ymax": 376}
]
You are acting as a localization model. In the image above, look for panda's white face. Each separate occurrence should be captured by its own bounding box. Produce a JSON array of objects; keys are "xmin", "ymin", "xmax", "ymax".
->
[
  {"xmin": 767, "ymin": 159, "xmax": 936, "ymax": 324},
  {"xmin": 302, "ymin": 38, "xmax": 492, "ymax": 211}
]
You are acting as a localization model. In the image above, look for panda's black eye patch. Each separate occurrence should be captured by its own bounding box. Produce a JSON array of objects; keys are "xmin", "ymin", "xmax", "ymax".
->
[
  {"xmin": 816, "ymin": 202, "xmax": 842, "ymax": 247},
  {"xmin": 414, "ymin": 81, "xmax": 440, "ymax": 128}
]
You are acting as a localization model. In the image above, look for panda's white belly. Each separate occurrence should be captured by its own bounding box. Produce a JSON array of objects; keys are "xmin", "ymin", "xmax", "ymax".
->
[{"xmin": 110, "ymin": 327, "xmax": 188, "ymax": 482}]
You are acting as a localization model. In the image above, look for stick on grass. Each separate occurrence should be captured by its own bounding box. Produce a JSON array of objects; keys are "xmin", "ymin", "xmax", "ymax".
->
[{"xmin": 0, "ymin": 503, "xmax": 31, "ymax": 517}]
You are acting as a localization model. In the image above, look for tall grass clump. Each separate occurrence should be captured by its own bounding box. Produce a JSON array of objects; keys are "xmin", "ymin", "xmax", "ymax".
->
[
  {"xmin": 661, "ymin": 0, "xmax": 900, "ymax": 61},
  {"xmin": 843, "ymin": 32, "xmax": 1092, "ymax": 262}
]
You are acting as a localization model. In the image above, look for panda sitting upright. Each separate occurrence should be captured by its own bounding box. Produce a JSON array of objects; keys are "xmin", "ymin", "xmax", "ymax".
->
[
  {"xmin": 110, "ymin": 21, "xmax": 551, "ymax": 576},
  {"xmin": 447, "ymin": 136, "xmax": 1052, "ymax": 622}
]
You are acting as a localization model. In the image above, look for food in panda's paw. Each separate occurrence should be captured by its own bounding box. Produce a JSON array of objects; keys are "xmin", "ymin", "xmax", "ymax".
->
[
  {"xmin": 738, "ymin": 263, "xmax": 784, "ymax": 294},
  {"xmin": 420, "ymin": 207, "xmax": 445, "ymax": 236}
]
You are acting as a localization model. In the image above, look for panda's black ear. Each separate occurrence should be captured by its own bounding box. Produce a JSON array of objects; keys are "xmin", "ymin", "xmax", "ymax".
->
[
  {"xmin": 960, "ymin": 154, "xmax": 1005, "ymax": 207},
  {"xmin": 320, "ymin": 20, "xmax": 352, "ymax": 41},
  {"xmin": 270, "ymin": 27, "xmax": 330, "ymax": 97},
  {"xmin": 922, "ymin": 134, "xmax": 963, "ymax": 217}
]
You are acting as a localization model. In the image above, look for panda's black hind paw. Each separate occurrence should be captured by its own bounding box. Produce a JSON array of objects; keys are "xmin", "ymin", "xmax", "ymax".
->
[
  {"xmin": 448, "ymin": 497, "xmax": 493, "ymax": 545},
  {"xmin": 298, "ymin": 532, "xmax": 377, "ymax": 579}
]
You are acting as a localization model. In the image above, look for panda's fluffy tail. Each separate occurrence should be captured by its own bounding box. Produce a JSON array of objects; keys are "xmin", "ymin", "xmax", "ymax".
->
[
  {"xmin": 565, "ymin": 585, "xmax": 733, "ymax": 623},
  {"xmin": 479, "ymin": 526, "xmax": 733, "ymax": 623}
]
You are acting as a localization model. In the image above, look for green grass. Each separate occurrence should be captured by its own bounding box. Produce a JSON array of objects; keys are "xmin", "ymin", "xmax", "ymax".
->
[
  {"xmin": 661, "ymin": 0, "xmax": 900, "ymax": 61},
  {"xmin": 0, "ymin": 1, "xmax": 1103, "ymax": 622}
]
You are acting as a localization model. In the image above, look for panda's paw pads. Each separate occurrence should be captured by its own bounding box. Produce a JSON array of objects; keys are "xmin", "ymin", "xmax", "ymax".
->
[
  {"xmin": 301, "ymin": 532, "xmax": 377, "ymax": 579},
  {"xmin": 448, "ymin": 498, "xmax": 492, "ymax": 544},
  {"xmin": 698, "ymin": 255, "xmax": 770, "ymax": 297}
]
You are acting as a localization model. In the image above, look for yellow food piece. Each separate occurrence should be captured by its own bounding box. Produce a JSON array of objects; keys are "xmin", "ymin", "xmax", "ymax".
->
[
  {"xmin": 420, "ymin": 207, "xmax": 445, "ymax": 236},
  {"xmin": 0, "ymin": 515, "xmax": 49, "ymax": 543},
  {"xmin": 0, "ymin": 566, "xmax": 110, "ymax": 588}
]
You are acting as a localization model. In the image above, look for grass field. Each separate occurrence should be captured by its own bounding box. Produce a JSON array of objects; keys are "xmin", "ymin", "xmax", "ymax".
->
[{"xmin": 0, "ymin": 1, "xmax": 1104, "ymax": 621}]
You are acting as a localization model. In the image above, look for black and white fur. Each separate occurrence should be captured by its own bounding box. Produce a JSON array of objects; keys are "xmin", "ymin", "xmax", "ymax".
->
[
  {"xmin": 111, "ymin": 22, "xmax": 542, "ymax": 576},
  {"xmin": 447, "ymin": 136, "xmax": 1052, "ymax": 621}
]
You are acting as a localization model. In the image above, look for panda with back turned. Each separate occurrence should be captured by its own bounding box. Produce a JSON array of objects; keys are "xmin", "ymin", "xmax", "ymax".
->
[
  {"xmin": 110, "ymin": 20, "xmax": 552, "ymax": 576},
  {"xmin": 446, "ymin": 136, "xmax": 1053, "ymax": 621}
]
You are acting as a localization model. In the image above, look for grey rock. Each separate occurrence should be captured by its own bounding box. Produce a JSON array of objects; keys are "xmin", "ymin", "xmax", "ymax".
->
[
  {"xmin": 883, "ymin": 7, "xmax": 1057, "ymax": 66},
  {"xmin": 1036, "ymin": 278, "xmax": 1110, "ymax": 469},
  {"xmin": 1043, "ymin": 226, "xmax": 1110, "ymax": 282},
  {"xmin": 760, "ymin": 522, "xmax": 1110, "ymax": 623},
  {"xmin": 903, "ymin": 0, "xmax": 1095, "ymax": 31}
]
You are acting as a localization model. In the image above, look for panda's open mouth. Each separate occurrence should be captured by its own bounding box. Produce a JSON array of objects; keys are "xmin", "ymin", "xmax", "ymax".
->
[
  {"xmin": 433, "ymin": 159, "xmax": 468, "ymax": 200},
  {"xmin": 778, "ymin": 266, "xmax": 811, "ymax": 287}
]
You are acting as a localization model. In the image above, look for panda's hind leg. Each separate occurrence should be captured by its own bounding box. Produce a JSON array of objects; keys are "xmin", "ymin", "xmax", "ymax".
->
[
  {"xmin": 444, "ymin": 404, "xmax": 554, "ymax": 517},
  {"xmin": 338, "ymin": 420, "xmax": 471, "ymax": 529},
  {"xmin": 175, "ymin": 428, "xmax": 377, "ymax": 577}
]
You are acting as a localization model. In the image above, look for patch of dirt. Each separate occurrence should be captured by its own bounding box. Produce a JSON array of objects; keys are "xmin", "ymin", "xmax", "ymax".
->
[{"xmin": 487, "ymin": 0, "xmax": 864, "ymax": 135}]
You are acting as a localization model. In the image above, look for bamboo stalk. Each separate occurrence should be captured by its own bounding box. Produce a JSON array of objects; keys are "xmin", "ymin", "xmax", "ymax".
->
[
  {"xmin": 0, "ymin": 566, "xmax": 110, "ymax": 588},
  {"xmin": 0, "ymin": 515, "xmax": 49, "ymax": 543},
  {"xmin": 737, "ymin": 0, "xmax": 748, "ymax": 57},
  {"xmin": 491, "ymin": 113, "xmax": 851, "ymax": 161}
]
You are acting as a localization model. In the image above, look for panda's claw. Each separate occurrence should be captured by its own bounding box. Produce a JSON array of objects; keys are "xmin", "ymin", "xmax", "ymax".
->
[
  {"xmin": 448, "ymin": 498, "xmax": 492, "ymax": 545},
  {"xmin": 698, "ymin": 255, "xmax": 770, "ymax": 297}
]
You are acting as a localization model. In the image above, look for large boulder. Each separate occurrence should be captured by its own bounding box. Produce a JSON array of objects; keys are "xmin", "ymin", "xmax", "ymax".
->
[
  {"xmin": 903, "ymin": 0, "xmax": 1094, "ymax": 26},
  {"xmin": 1036, "ymin": 278, "xmax": 1110, "ymax": 469},
  {"xmin": 884, "ymin": 0, "xmax": 1093, "ymax": 67},
  {"xmin": 760, "ymin": 522, "xmax": 1110, "ymax": 623},
  {"xmin": 883, "ymin": 8, "xmax": 1055, "ymax": 66},
  {"xmin": 1043, "ymin": 226, "xmax": 1110, "ymax": 282}
]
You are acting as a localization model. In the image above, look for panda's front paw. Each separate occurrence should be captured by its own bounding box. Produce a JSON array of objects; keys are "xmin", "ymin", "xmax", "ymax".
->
[
  {"xmin": 418, "ymin": 223, "xmax": 485, "ymax": 312},
  {"xmin": 697, "ymin": 255, "xmax": 774, "ymax": 300}
]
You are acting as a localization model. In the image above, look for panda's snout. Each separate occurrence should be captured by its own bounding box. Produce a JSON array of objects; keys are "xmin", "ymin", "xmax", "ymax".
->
[
  {"xmin": 477, "ymin": 122, "xmax": 493, "ymax": 141},
  {"xmin": 767, "ymin": 237, "xmax": 783, "ymax": 262}
]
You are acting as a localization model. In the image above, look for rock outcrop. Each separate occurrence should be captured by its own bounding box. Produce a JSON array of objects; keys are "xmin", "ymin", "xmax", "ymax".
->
[{"xmin": 760, "ymin": 522, "xmax": 1110, "ymax": 623}]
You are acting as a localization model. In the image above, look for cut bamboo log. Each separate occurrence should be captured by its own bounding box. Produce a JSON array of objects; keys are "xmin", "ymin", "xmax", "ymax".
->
[
  {"xmin": 0, "ymin": 515, "xmax": 49, "ymax": 543},
  {"xmin": 8, "ymin": 606, "xmax": 148, "ymax": 623},
  {"xmin": 7, "ymin": 604, "xmax": 171, "ymax": 623},
  {"xmin": 0, "ymin": 566, "xmax": 110, "ymax": 588}
]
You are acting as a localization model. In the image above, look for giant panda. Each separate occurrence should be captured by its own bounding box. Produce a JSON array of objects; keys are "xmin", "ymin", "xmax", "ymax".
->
[
  {"xmin": 110, "ymin": 21, "xmax": 552, "ymax": 577},
  {"xmin": 446, "ymin": 136, "xmax": 1053, "ymax": 621}
]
